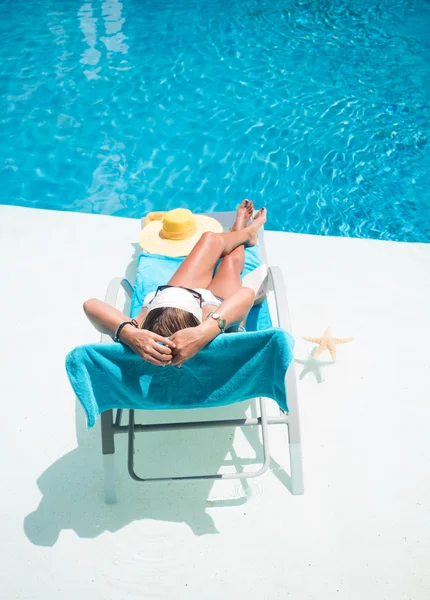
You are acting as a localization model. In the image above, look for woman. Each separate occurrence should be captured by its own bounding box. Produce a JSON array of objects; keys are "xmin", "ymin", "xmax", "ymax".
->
[{"xmin": 84, "ymin": 201, "xmax": 267, "ymax": 368}]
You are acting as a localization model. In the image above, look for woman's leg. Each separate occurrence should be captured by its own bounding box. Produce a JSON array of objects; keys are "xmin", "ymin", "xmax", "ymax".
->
[
  {"xmin": 206, "ymin": 208, "xmax": 251, "ymax": 329},
  {"xmin": 207, "ymin": 206, "xmax": 248, "ymax": 299},
  {"xmin": 168, "ymin": 203, "xmax": 265, "ymax": 290},
  {"xmin": 207, "ymin": 247, "xmax": 244, "ymax": 298}
]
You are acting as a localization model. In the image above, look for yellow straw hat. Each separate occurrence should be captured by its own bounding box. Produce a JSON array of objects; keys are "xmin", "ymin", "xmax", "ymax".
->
[{"xmin": 139, "ymin": 208, "xmax": 224, "ymax": 257}]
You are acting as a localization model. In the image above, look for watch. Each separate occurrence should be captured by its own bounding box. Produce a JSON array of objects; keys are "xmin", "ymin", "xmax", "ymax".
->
[{"xmin": 210, "ymin": 312, "xmax": 227, "ymax": 333}]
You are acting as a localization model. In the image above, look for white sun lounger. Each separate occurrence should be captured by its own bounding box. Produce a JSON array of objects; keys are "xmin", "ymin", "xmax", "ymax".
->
[{"xmin": 100, "ymin": 212, "xmax": 304, "ymax": 502}]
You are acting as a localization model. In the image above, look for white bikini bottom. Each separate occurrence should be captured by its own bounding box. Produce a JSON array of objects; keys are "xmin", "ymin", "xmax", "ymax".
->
[{"xmin": 143, "ymin": 288, "xmax": 223, "ymax": 309}]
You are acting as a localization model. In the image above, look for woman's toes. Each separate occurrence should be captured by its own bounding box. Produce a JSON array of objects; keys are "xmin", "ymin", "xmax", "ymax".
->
[
  {"xmin": 251, "ymin": 208, "xmax": 267, "ymax": 229},
  {"xmin": 232, "ymin": 200, "xmax": 253, "ymax": 231},
  {"xmin": 244, "ymin": 199, "xmax": 254, "ymax": 214}
]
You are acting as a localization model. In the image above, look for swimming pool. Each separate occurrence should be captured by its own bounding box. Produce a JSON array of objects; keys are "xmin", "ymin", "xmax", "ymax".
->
[{"xmin": 1, "ymin": 0, "xmax": 429, "ymax": 242}]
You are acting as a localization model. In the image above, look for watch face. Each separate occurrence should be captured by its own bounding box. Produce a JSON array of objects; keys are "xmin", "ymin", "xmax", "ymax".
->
[{"xmin": 212, "ymin": 312, "xmax": 220, "ymax": 320}]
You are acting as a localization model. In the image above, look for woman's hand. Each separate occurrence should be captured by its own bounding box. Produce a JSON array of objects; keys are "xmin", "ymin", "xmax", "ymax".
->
[
  {"xmin": 121, "ymin": 326, "xmax": 176, "ymax": 366},
  {"xmin": 169, "ymin": 325, "xmax": 214, "ymax": 368}
]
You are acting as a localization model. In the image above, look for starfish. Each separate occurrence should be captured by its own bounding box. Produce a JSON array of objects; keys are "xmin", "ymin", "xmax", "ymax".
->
[{"xmin": 303, "ymin": 327, "xmax": 353, "ymax": 361}]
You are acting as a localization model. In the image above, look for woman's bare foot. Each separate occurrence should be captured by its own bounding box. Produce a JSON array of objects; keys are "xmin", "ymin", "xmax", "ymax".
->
[
  {"xmin": 231, "ymin": 199, "xmax": 254, "ymax": 231},
  {"xmin": 246, "ymin": 208, "xmax": 267, "ymax": 246}
]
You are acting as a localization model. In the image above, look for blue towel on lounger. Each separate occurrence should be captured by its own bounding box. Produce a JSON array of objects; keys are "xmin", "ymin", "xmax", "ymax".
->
[
  {"xmin": 66, "ymin": 327, "xmax": 294, "ymax": 429},
  {"xmin": 130, "ymin": 247, "xmax": 272, "ymax": 332},
  {"xmin": 66, "ymin": 244, "xmax": 293, "ymax": 428}
]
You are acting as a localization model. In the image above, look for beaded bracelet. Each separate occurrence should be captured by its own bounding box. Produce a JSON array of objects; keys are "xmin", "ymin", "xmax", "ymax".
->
[{"xmin": 113, "ymin": 319, "xmax": 138, "ymax": 343}]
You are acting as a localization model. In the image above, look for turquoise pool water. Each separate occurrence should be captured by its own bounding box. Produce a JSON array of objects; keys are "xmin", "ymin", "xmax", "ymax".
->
[{"xmin": 1, "ymin": 0, "xmax": 429, "ymax": 241}]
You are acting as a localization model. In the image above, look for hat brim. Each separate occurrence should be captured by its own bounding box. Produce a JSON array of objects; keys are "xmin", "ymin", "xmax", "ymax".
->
[{"xmin": 139, "ymin": 214, "xmax": 224, "ymax": 257}]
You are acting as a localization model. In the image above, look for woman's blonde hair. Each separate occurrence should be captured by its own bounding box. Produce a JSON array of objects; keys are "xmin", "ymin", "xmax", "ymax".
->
[{"xmin": 143, "ymin": 307, "xmax": 199, "ymax": 336}]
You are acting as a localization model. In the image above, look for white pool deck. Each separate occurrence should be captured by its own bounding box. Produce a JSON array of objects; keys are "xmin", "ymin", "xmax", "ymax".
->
[{"xmin": 1, "ymin": 204, "xmax": 430, "ymax": 600}]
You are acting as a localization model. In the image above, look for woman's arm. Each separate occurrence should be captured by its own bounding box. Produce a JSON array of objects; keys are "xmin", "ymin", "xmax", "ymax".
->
[
  {"xmin": 83, "ymin": 298, "xmax": 175, "ymax": 366},
  {"xmin": 169, "ymin": 287, "xmax": 255, "ymax": 367}
]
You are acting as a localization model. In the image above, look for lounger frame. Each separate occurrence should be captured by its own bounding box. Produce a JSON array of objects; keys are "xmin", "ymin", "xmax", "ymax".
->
[{"xmin": 100, "ymin": 212, "xmax": 304, "ymax": 502}]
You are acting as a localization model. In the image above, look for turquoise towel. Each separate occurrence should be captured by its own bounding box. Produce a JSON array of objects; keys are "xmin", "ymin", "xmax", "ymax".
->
[
  {"xmin": 130, "ymin": 247, "xmax": 272, "ymax": 331},
  {"xmin": 66, "ymin": 328, "xmax": 294, "ymax": 429}
]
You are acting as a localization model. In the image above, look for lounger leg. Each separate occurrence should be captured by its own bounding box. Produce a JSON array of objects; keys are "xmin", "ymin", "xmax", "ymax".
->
[
  {"xmin": 288, "ymin": 442, "xmax": 304, "ymax": 495},
  {"xmin": 285, "ymin": 368, "xmax": 304, "ymax": 495},
  {"xmin": 101, "ymin": 410, "xmax": 117, "ymax": 504}
]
